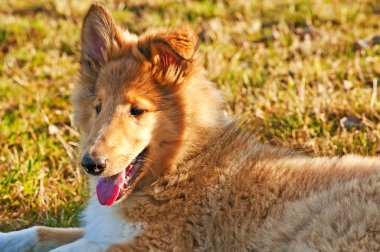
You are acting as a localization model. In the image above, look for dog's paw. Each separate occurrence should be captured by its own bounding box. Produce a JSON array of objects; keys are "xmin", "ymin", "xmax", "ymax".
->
[{"xmin": 0, "ymin": 227, "xmax": 38, "ymax": 252}]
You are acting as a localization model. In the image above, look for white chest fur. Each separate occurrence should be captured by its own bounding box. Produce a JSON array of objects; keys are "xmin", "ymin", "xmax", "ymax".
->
[
  {"xmin": 51, "ymin": 197, "xmax": 144, "ymax": 251},
  {"xmin": 82, "ymin": 196, "xmax": 143, "ymax": 244}
]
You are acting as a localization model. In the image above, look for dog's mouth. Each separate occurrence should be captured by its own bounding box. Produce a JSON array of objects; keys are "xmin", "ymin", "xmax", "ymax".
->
[{"xmin": 96, "ymin": 148, "xmax": 147, "ymax": 206}]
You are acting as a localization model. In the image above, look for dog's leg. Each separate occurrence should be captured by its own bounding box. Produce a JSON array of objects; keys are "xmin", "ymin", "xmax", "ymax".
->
[
  {"xmin": 0, "ymin": 226, "xmax": 83, "ymax": 252},
  {"xmin": 50, "ymin": 238, "xmax": 110, "ymax": 252}
]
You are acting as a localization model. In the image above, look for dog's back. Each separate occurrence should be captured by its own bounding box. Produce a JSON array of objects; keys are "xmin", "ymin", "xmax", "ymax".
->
[{"xmin": 108, "ymin": 123, "xmax": 380, "ymax": 251}]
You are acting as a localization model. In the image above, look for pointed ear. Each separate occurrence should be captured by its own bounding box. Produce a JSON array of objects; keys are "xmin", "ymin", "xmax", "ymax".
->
[
  {"xmin": 81, "ymin": 3, "xmax": 122, "ymax": 72},
  {"xmin": 137, "ymin": 27, "xmax": 198, "ymax": 84}
]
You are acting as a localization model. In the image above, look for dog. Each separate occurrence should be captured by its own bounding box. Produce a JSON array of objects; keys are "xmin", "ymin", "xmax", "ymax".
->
[{"xmin": 1, "ymin": 3, "xmax": 380, "ymax": 251}]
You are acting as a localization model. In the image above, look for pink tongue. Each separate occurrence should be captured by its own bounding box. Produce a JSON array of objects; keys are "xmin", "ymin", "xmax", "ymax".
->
[{"xmin": 96, "ymin": 170, "xmax": 125, "ymax": 206}]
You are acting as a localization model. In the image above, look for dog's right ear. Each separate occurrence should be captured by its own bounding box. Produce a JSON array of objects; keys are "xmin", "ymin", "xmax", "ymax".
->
[{"xmin": 81, "ymin": 3, "xmax": 122, "ymax": 73}]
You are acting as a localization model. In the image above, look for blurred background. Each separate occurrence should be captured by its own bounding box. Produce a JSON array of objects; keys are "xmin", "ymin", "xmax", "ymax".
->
[{"xmin": 0, "ymin": 0, "xmax": 379, "ymax": 231}]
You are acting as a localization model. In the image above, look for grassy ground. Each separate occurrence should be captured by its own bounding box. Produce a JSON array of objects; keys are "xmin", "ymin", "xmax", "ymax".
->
[{"xmin": 0, "ymin": 0, "xmax": 379, "ymax": 231}]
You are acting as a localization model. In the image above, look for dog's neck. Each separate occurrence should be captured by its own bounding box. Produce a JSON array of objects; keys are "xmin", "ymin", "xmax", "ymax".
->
[
  {"xmin": 170, "ymin": 73, "xmax": 230, "ymax": 170},
  {"xmin": 135, "ymin": 72, "xmax": 229, "ymax": 190}
]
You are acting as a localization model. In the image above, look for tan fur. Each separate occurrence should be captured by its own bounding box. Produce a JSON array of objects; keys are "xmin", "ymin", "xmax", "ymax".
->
[
  {"xmin": 72, "ymin": 3, "xmax": 380, "ymax": 251},
  {"xmin": 37, "ymin": 227, "xmax": 83, "ymax": 245},
  {"xmin": 3, "ymin": 3, "xmax": 380, "ymax": 252}
]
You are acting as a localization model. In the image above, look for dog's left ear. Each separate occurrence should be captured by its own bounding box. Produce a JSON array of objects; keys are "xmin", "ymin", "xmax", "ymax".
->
[{"xmin": 138, "ymin": 27, "xmax": 198, "ymax": 85}]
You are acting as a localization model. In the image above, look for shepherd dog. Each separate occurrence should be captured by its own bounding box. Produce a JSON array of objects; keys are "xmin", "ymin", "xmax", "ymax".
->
[{"xmin": 1, "ymin": 3, "xmax": 380, "ymax": 251}]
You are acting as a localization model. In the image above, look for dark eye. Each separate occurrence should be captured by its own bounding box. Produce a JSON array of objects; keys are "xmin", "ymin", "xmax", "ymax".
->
[
  {"xmin": 95, "ymin": 104, "xmax": 102, "ymax": 115},
  {"xmin": 130, "ymin": 106, "xmax": 145, "ymax": 116}
]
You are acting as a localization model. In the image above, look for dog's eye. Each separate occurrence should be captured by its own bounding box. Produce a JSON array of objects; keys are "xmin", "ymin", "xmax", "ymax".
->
[
  {"xmin": 95, "ymin": 104, "xmax": 102, "ymax": 115},
  {"xmin": 130, "ymin": 106, "xmax": 145, "ymax": 116}
]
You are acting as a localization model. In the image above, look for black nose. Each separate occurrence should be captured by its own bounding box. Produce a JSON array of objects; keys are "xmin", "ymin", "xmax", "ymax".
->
[{"xmin": 81, "ymin": 153, "xmax": 106, "ymax": 176}]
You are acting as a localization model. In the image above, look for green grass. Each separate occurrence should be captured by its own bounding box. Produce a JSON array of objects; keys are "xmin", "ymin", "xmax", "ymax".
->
[{"xmin": 0, "ymin": 0, "xmax": 379, "ymax": 231}]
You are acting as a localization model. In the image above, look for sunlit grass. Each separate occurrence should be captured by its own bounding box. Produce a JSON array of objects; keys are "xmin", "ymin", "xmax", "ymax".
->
[{"xmin": 0, "ymin": 0, "xmax": 379, "ymax": 230}]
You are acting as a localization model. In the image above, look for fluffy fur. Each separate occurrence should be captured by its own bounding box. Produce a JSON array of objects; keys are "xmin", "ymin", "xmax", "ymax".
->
[{"xmin": 1, "ymin": 3, "xmax": 380, "ymax": 251}]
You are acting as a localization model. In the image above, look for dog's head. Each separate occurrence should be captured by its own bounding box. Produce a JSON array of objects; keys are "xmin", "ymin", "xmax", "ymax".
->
[{"xmin": 72, "ymin": 4, "xmax": 224, "ymax": 206}]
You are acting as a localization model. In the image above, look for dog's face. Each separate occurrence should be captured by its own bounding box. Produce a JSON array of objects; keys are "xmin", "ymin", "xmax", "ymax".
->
[{"xmin": 72, "ymin": 4, "xmax": 199, "ymax": 206}]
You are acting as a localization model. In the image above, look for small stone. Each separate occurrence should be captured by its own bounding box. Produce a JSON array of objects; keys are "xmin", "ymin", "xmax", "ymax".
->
[
  {"xmin": 48, "ymin": 125, "xmax": 59, "ymax": 135},
  {"xmin": 340, "ymin": 116, "xmax": 363, "ymax": 130},
  {"xmin": 354, "ymin": 39, "xmax": 369, "ymax": 50},
  {"xmin": 343, "ymin": 80, "xmax": 353, "ymax": 90},
  {"xmin": 371, "ymin": 35, "xmax": 380, "ymax": 45}
]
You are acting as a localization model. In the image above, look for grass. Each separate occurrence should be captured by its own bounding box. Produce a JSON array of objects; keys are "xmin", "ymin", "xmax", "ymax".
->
[{"xmin": 0, "ymin": 0, "xmax": 379, "ymax": 231}]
